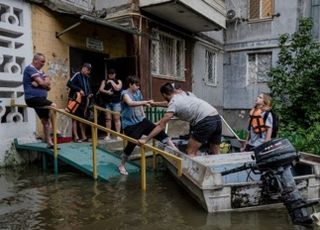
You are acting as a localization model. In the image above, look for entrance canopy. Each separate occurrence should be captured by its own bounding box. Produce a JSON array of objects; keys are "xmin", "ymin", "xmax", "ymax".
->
[{"xmin": 56, "ymin": 15, "xmax": 139, "ymax": 38}]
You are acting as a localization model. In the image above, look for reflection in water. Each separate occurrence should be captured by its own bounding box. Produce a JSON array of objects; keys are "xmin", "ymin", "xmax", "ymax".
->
[{"xmin": 0, "ymin": 165, "xmax": 315, "ymax": 230}]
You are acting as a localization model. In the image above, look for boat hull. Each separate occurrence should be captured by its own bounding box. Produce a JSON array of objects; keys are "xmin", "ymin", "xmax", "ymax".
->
[{"xmin": 161, "ymin": 146, "xmax": 320, "ymax": 213}]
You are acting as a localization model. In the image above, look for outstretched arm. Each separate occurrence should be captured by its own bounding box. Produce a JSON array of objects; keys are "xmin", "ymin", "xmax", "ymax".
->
[
  {"xmin": 150, "ymin": 100, "xmax": 168, "ymax": 107},
  {"xmin": 138, "ymin": 112, "xmax": 174, "ymax": 145},
  {"xmin": 123, "ymin": 94, "xmax": 153, "ymax": 107}
]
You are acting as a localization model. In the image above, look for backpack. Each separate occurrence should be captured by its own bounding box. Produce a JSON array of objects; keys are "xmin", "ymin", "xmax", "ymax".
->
[
  {"xmin": 65, "ymin": 92, "xmax": 82, "ymax": 114},
  {"xmin": 263, "ymin": 110, "xmax": 279, "ymax": 138}
]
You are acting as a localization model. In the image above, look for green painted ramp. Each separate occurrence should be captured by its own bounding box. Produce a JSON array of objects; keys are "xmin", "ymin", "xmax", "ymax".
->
[{"xmin": 14, "ymin": 140, "xmax": 140, "ymax": 180}]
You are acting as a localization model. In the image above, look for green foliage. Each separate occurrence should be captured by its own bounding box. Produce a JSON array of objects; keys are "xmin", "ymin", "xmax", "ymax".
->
[
  {"xmin": 278, "ymin": 123, "xmax": 320, "ymax": 155},
  {"xmin": 268, "ymin": 18, "xmax": 320, "ymax": 154},
  {"xmin": 269, "ymin": 18, "xmax": 320, "ymax": 130}
]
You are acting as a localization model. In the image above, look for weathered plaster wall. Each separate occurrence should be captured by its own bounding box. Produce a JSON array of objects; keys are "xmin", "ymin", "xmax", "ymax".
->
[
  {"xmin": 192, "ymin": 41, "xmax": 224, "ymax": 110},
  {"xmin": 30, "ymin": 4, "xmax": 128, "ymax": 136},
  {"xmin": 0, "ymin": 0, "xmax": 129, "ymax": 165}
]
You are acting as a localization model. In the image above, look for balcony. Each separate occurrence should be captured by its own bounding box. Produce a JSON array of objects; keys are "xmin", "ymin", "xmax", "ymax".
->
[{"xmin": 140, "ymin": 0, "xmax": 226, "ymax": 32}]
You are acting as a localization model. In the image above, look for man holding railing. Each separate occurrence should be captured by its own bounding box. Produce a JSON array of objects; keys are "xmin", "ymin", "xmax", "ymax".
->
[
  {"xmin": 23, "ymin": 53, "xmax": 57, "ymax": 149},
  {"xmin": 138, "ymin": 82, "xmax": 222, "ymax": 157}
]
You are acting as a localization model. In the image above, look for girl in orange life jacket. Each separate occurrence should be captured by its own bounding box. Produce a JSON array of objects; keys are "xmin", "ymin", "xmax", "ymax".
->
[{"xmin": 241, "ymin": 93, "xmax": 273, "ymax": 152}]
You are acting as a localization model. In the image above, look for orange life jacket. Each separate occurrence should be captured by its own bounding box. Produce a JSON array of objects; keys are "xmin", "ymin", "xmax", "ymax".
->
[
  {"xmin": 65, "ymin": 92, "xmax": 82, "ymax": 114},
  {"xmin": 249, "ymin": 108, "xmax": 268, "ymax": 134}
]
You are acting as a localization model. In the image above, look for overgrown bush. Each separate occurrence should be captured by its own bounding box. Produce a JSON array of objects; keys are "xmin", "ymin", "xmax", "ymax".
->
[{"xmin": 269, "ymin": 18, "xmax": 320, "ymax": 154}]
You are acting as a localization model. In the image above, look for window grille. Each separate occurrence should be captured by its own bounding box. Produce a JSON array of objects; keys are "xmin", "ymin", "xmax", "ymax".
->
[
  {"xmin": 205, "ymin": 49, "xmax": 217, "ymax": 86},
  {"xmin": 249, "ymin": 0, "xmax": 273, "ymax": 20},
  {"xmin": 151, "ymin": 30, "xmax": 185, "ymax": 80},
  {"xmin": 247, "ymin": 53, "xmax": 272, "ymax": 84}
]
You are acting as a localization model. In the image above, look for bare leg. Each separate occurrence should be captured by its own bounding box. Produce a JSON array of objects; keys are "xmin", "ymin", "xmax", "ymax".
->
[
  {"xmin": 113, "ymin": 113, "xmax": 121, "ymax": 133},
  {"xmin": 186, "ymin": 137, "xmax": 202, "ymax": 157},
  {"xmin": 41, "ymin": 118, "xmax": 53, "ymax": 146},
  {"xmin": 210, "ymin": 143, "xmax": 220, "ymax": 155},
  {"xmin": 105, "ymin": 111, "xmax": 112, "ymax": 139},
  {"xmin": 118, "ymin": 154, "xmax": 129, "ymax": 175},
  {"xmin": 79, "ymin": 122, "xmax": 87, "ymax": 140},
  {"xmin": 72, "ymin": 120, "xmax": 79, "ymax": 140}
]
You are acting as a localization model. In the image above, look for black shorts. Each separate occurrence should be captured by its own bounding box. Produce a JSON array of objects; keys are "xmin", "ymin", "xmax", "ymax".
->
[
  {"xmin": 25, "ymin": 97, "xmax": 52, "ymax": 119},
  {"xmin": 190, "ymin": 115, "xmax": 222, "ymax": 145},
  {"xmin": 123, "ymin": 118, "xmax": 169, "ymax": 156}
]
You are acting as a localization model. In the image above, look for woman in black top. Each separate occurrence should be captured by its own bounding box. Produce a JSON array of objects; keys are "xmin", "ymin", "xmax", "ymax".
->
[{"xmin": 98, "ymin": 69, "xmax": 122, "ymax": 141}]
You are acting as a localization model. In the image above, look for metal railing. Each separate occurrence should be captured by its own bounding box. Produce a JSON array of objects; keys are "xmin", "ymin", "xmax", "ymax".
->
[{"xmin": 12, "ymin": 101, "xmax": 183, "ymax": 191}]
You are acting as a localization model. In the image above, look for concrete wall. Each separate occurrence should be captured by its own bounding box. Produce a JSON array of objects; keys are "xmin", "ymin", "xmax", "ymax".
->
[
  {"xmin": 95, "ymin": 0, "xmax": 131, "ymax": 10},
  {"xmin": 192, "ymin": 41, "xmax": 224, "ymax": 110},
  {"xmin": 222, "ymin": 0, "xmax": 303, "ymax": 129},
  {"xmin": 0, "ymin": 0, "xmax": 35, "ymax": 166}
]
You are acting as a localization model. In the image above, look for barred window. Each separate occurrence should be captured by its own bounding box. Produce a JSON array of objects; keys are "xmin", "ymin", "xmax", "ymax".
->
[
  {"xmin": 205, "ymin": 49, "xmax": 217, "ymax": 86},
  {"xmin": 247, "ymin": 53, "xmax": 272, "ymax": 84},
  {"xmin": 249, "ymin": 0, "xmax": 273, "ymax": 20},
  {"xmin": 151, "ymin": 30, "xmax": 185, "ymax": 80}
]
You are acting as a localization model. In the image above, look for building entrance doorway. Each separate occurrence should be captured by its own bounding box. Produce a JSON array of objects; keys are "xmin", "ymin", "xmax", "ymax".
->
[{"xmin": 69, "ymin": 47, "xmax": 109, "ymax": 94}]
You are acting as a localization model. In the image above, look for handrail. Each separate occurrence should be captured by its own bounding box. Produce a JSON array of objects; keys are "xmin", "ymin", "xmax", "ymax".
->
[{"xmin": 12, "ymin": 102, "xmax": 183, "ymax": 191}]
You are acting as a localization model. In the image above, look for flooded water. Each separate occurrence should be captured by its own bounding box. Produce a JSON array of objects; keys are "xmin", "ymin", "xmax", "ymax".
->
[{"xmin": 0, "ymin": 164, "xmax": 317, "ymax": 230}]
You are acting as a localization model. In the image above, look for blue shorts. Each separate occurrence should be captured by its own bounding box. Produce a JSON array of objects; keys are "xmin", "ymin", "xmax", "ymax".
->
[
  {"xmin": 105, "ymin": 102, "xmax": 121, "ymax": 112},
  {"xmin": 190, "ymin": 115, "xmax": 222, "ymax": 145}
]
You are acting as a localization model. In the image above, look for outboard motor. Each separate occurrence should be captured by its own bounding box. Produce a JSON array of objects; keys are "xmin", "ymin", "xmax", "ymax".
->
[
  {"xmin": 221, "ymin": 138, "xmax": 319, "ymax": 226},
  {"xmin": 254, "ymin": 138, "xmax": 315, "ymax": 225}
]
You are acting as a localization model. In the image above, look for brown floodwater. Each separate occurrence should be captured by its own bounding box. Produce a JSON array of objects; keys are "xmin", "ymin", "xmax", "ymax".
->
[{"xmin": 0, "ymin": 164, "xmax": 317, "ymax": 230}]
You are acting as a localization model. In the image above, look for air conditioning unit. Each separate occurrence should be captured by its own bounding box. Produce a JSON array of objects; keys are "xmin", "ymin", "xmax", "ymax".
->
[
  {"xmin": 226, "ymin": 9, "xmax": 237, "ymax": 20},
  {"xmin": 226, "ymin": 9, "xmax": 247, "ymax": 23}
]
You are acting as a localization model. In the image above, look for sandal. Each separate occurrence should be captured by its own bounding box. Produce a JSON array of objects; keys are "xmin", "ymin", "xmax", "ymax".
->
[
  {"xmin": 118, "ymin": 165, "xmax": 128, "ymax": 175},
  {"xmin": 80, "ymin": 138, "xmax": 89, "ymax": 142},
  {"xmin": 74, "ymin": 138, "xmax": 82, "ymax": 143}
]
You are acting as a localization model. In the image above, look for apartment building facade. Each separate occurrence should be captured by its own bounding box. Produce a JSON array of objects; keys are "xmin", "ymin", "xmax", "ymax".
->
[{"xmin": 0, "ymin": 0, "xmax": 317, "ymax": 164}]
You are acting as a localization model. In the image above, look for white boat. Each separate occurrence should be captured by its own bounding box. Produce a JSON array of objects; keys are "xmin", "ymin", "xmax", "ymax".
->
[{"xmin": 159, "ymin": 139, "xmax": 320, "ymax": 223}]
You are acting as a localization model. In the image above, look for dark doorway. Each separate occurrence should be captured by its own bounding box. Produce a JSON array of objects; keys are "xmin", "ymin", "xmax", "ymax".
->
[
  {"xmin": 105, "ymin": 56, "xmax": 137, "ymax": 89},
  {"xmin": 69, "ymin": 47, "xmax": 109, "ymax": 95}
]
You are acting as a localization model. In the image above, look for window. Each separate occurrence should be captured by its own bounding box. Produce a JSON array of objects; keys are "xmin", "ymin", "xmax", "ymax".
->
[
  {"xmin": 205, "ymin": 49, "xmax": 217, "ymax": 86},
  {"xmin": 151, "ymin": 30, "xmax": 185, "ymax": 80},
  {"xmin": 311, "ymin": 0, "xmax": 320, "ymax": 39},
  {"xmin": 247, "ymin": 53, "xmax": 272, "ymax": 84},
  {"xmin": 249, "ymin": 0, "xmax": 273, "ymax": 20}
]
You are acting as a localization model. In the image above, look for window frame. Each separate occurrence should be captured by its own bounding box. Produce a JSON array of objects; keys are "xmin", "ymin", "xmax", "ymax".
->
[
  {"xmin": 204, "ymin": 48, "xmax": 218, "ymax": 87},
  {"xmin": 150, "ymin": 29, "xmax": 185, "ymax": 81},
  {"xmin": 246, "ymin": 52, "xmax": 272, "ymax": 85},
  {"xmin": 248, "ymin": 0, "xmax": 274, "ymax": 22}
]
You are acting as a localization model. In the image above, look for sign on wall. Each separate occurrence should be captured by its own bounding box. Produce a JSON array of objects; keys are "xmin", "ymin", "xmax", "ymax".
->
[{"xmin": 86, "ymin": 37, "xmax": 104, "ymax": 52}]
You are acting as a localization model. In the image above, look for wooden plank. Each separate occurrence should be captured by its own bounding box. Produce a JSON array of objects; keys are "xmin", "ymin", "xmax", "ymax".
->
[{"xmin": 14, "ymin": 140, "xmax": 140, "ymax": 180}]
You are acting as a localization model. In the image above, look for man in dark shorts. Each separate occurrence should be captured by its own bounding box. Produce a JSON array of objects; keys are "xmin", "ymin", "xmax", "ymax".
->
[
  {"xmin": 23, "ymin": 53, "xmax": 57, "ymax": 148},
  {"xmin": 138, "ymin": 82, "xmax": 222, "ymax": 156},
  {"xmin": 67, "ymin": 63, "xmax": 93, "ymax": 142}
]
